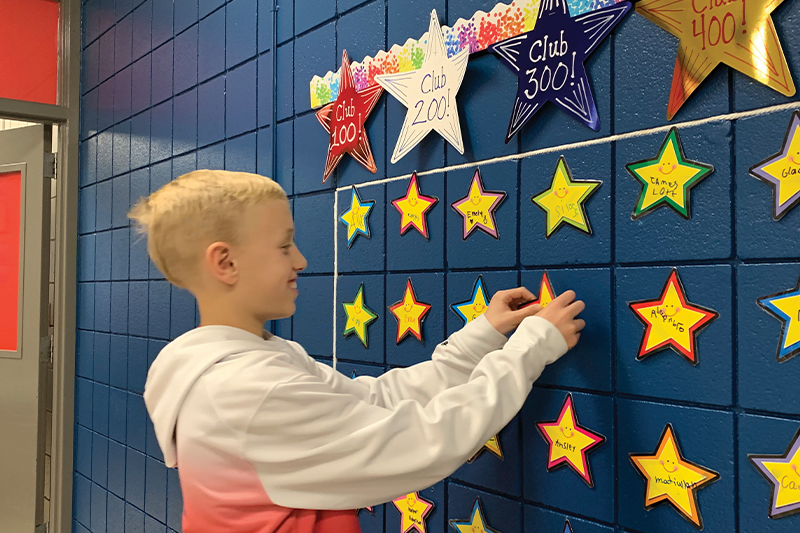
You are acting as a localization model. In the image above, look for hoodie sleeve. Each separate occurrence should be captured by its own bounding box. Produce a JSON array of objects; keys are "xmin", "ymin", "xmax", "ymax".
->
[
  {"xmin": 241, "ymin": 315, "xmax": 568, "ymax": 510},
  {"xmin": 308, "ymin": 314, "xmax": 509, "ymax": 409}
]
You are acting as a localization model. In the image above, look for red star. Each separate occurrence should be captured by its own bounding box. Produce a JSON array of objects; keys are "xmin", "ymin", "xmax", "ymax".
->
[
  {"xmin": 629, "ymin": 269, "xmax": 718, "ymax": 365},
  {"xmin": 315, "ymin": 50, "xmax": 383, "ymax": 183},
  {"xmin": 388, "ymin": 279, "xmax": 432, "ymax": 344}
]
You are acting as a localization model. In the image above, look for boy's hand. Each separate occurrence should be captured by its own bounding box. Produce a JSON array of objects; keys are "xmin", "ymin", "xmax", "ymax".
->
[
  {"xmin": 484, "ymin": 287, "xmax": 544, "ymax": 335},
  {"xmin": 535, "ymin": 290, "xmax": 586, "ymax": 349}
]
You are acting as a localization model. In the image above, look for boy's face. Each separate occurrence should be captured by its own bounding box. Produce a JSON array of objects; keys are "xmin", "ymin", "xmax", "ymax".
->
[{"xmin": 235, "ymin": 199, "xmax": 307, "ymax": 321}]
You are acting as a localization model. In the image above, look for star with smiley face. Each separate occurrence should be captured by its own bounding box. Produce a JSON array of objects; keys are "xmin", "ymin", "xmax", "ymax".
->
[
  {"xmin": 339, "ymin": 187, "xmax": 375, "ymax": 248},
  {"xmin": 532, "ymin": 156, "xmax": 601, "ymax": 238},
  {"xmin": 391, "ymin": 172, "xmax": 439, "ymax": 239},
  {"xmin": 749, "ymin": 111, "xmax": 800, "ymax": 221},
  {"xmin": 749, "ymin": 427, "xmax": 800, "ymax": 519},
  {"xmin": 342, "ymin": 284, "xmax": 378, "ymax": 348},
  {"xmin": 630, "ymin": 424, "xmax": 720, "ymax": 529},
  {"xmin": 488, "ymin": 0, "xmax": 631, "ymax": 142},
  {"xmin": 450, "ymin": 275, "xmax": 491, "ymax": 327},
  {"xmin": 315, "ymin": 50, "xmax": 384, "ymax": 182},
  {"xmin": 448, "ymin": 498, "xmax": 501, "ymax": 533},
  {"xmin": 451, "ymin": 169, "xmax": 507, "ymax": 240},
  {"xmin": 388, "ymin": 278, "xmax": 432, "ymax": 344},
  {"xmin": 392, "ymin": 491, "xmax": 435, "ymax": 533},
  {"xmin": 757, "ymin": 273, "xmax": 800, "ymax": 363},
  {"xmin": 536, "ymin": 393, "xmax": 606, "ymax": 487},
  {"xmin": 629, "ymin": 269, "xmax": 718, "ymax": 365},
  {"xmin": 626, "ymin": 128, "xmax": 714, "ymax": 220}
]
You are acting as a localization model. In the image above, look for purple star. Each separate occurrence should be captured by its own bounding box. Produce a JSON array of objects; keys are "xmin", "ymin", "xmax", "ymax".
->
[
  {"xmin": 749, "ymin": 111, "xmax": 800, "ymax": 220},
  {"xmin": 749, "ymin": 428, "xmax": 800, "ymax": 519}
]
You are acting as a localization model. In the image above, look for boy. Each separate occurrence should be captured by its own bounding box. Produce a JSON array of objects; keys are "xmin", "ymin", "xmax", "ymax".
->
[{"xmin": 129, "ymin": 170, "xmax": 585, "ymax": 533}]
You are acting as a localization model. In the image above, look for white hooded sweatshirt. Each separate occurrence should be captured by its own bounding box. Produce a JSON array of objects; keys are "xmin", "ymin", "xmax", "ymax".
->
[{"xmin": 143, "ymin": 314, "xmax": 568, "ymax": 533}]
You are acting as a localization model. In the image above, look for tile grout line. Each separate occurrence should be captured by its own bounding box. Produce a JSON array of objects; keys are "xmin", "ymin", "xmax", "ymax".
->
[
  {"xmin": 331, "ymin": 100, "xmax": 800, "ymax": 192},
  {"xmin": 332, "ymin": 188, "xmax": 339, "ymax": 369}
]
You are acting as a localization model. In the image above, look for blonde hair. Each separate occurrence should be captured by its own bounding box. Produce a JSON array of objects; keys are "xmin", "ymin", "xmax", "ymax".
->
[{"xmin": 128, "ymin": 169, "xmax": 287, "ymax": 288}]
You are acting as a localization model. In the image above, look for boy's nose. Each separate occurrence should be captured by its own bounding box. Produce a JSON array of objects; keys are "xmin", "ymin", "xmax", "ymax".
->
[{"xmin": 294, "ymin": 246, "xmax": 308, "ymax": 272}]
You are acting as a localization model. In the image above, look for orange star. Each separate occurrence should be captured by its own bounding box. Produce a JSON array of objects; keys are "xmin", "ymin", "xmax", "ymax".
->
[
  {"xmin": 629, "ymin": 269, "xmax": 718, "ymax": 365},
  {"xmin": 630, "ymin": 424, "xmax": 720, "ymax": 528},
  {"xmin": 388, "ymin": 279, "xmax": 432, "ymax": 344}
]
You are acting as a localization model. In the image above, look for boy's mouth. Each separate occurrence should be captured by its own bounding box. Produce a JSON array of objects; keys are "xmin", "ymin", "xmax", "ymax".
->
[{"xmin": 289, "ymin": 279, "xmax": 297, "ymax": 289}]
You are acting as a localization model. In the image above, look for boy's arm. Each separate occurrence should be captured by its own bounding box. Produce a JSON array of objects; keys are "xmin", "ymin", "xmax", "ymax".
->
[
  {"xmin": 308, "ymin": 314, "xmax": 508, "ymax": 408},
  {"xmin": 242, "ymin": 315, "xmax": 568, "ymax": 510}
]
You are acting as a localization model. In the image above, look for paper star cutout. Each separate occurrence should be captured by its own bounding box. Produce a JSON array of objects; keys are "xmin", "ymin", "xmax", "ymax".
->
[
  {"xmin": 637, "ymin": 0, "xmax": 795, "ymax": 120},
  {"xmin": 520, "ymin": 271, "xmax": 557, "ymax": 310},
  {"xmin": 630, "ymin": 424, "xmax": 720, "ymax": 529},
  {"xmin": 451, "ymin": 275, "xmax": 491, "ymax": 327},
  {"xmin": 339, "ymin": 187, "xmax": 375, "ymax": 248},
  {"xmin": 757, "ymin": 274, "xmax": 800, "ymax": 363},
  {"xmin": 532, "ymin": 156, "xmax": 601, "ymax": 238},
  {"xmin": 376, "ymin": 9, "xmax": 469, "ymax": 163},
  {"xmin": 392, "ymin": 492, "xmax": 434, "ymax": 533},
  {"xmin": 749, "ymin": 427, "xmax": 800, "ymax": 519},
  {"xmin": 536, "ymin": 393, "xmax": 606, "ymax": 487},
  {"xmin": 488, "ymin": 0, "xmax": 630, "ymax": 142},
  {"xmin": 626, "ymin": 127, "xmax": 714, "ymax": 220},
  {"xmin": 391, "ymin": 172, "xmax": 439, "ymax": 239},
  {"xmin": 467, "ymin": 434, "xmax": 504, "ymax": 464},
  {"xmin": 388, "ymin": 279, "xmax": 432, "ymax": 344},
  {"xmin": 749, "ymin": 111, "xmax": 800, "ymax": 220},
  {"xmin": 358, "ymin": 506, "xmax": 375, "ymax": 514},
  {"xmin": 561, "ymin": 520, "xmax": 575, "ymax": 533},
  {"xmin": 315, "ymin": 50, "xmax": 384, "ymax": 182},
  {"xmin": 449, "ymin": 498, "xmax": 501, "ymax": 533},
  {"xmin": 451, "ymin": 169, "xmax": 507, "ymax": 240},
  {"xmin": 342, "ymin": 284, "xmax": 378, "ymax": 348},
  {"xmin": 629, "ymin": 269, "xmax": 719, "ymax": 365}
]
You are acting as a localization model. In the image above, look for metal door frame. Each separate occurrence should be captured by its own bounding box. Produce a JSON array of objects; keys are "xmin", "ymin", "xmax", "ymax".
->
[{"xmin": 0, "ymin": 1, "xmax": 81, "ymax": 532}]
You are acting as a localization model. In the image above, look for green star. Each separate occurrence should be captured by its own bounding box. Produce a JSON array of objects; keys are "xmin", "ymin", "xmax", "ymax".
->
[
  {"xmin": 626, "ymin": 128, "xmax": 713, "ymax": 220},
  {"xmin": 342, "ymin": 284, "xmax": 378, "ymax": 348}
]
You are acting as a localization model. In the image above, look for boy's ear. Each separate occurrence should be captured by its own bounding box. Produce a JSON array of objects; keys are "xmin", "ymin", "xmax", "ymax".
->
[{"xmin": 205, "ymin": 242, "xmax": 239, "ymax": 285}]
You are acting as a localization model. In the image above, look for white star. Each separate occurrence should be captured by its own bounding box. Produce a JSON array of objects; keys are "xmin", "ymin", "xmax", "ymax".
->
[{"xmin": 376, "ymin": 9, "xmax": 469, "ymax": 164}]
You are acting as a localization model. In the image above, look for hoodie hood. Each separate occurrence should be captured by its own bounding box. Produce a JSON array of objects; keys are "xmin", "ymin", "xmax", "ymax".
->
[{"xmin": 144, "ymin": 325, "xmax": 270, "ymax": 467}]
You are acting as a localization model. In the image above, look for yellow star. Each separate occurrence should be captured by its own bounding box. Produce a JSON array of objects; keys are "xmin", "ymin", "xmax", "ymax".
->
[
  {"xmin": 392, "ymin": 492, "xmax": 434, "ymax": 533},
  {"xmin": 392, "ymin": 172, "xmax": 439, "ymax": 239},
  {"xmin": 636, "ymin": 0, "xmax": 795, "ymax": 119},
  {"xmin": 451, "ymin": 169, "xmax": 506, "ymax": 239},
  {"xmin": 749, "ymin": 429, "xmax": 800, "ymax": 518},
  {"xmin": 342, "ymin": 284, "xmax": 378, "ymax": 348},
  {"xmin": 626, "ymin": 128, "xmax": 713, "ymax": 219},
  {"xmin": 757, "ymin": 275, "xmax": 800, "ymax": 362},
  {"xmin": 532, "ymin": 156, "xmax": 601, "ymax": 238},
  {"xmin": 630, "ymin": 424, "xmax": 720, "ymax": 528},
  {"xmin": 449, "ymin": 499, "xmax": 501, "ymax": 533},
  {"xmin": 629, "ymin": 269, "xmax": 718, "ymax": 364},
  {"xmin": 388, "ymin": 279, "xmax": 432, "ymax": 344},
  {"xmin": 536, "ymin": 394, "xmax": 606, "ymax": 487},
  {"xmin": 339, "ymin": 187, "xmax": 374, "ymax": 247},
  {"xmin": 468, "ymin": 434, "xmax": 504, "ymax": 464},
  {"xmin": 750, "ymin": 112, "xmax": 800, "ymax": 220},
  {"xmin": 451, "ymin": 276, "xmax": 491, "ymax": 326}
]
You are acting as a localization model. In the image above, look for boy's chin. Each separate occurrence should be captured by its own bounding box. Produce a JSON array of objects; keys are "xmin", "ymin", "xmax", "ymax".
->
[{"xmin": 262, "ymin": 304, "xmax": 295, "ymax": 322}]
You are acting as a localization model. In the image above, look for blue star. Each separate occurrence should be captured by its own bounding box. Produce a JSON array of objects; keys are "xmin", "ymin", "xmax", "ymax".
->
[
  {"xmin": 339, "ymin": 187, "xmax": 375, "ymax": 248},
  {"xmin": 448, "ymin": 498, "xmax": 500, "ymax": 533},
  {"xmin": 488, "ymin": 0, "xmax": 630, "ymax": 143},
  {"xmin": 450, "ymin": 276, "xmax": 491, "ymax": 327},
  {"xmin": 757, "ymin": 275, "xmax": 800, "ymax": 363},
  {"xmin": 562, "ymin": 520, "xmax": 574, "ymax": 533}
]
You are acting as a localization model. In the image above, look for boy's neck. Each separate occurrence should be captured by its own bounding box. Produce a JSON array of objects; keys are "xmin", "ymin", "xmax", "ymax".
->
[{"xmin": 197, "ymin": 301, "xmax": 266, "ymax": 339}]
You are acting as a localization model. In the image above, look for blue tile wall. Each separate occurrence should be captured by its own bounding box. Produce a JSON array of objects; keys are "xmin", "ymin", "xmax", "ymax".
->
[{"xmin": 78, "ymin": 0, "xmax": 800, "ymax": 531}]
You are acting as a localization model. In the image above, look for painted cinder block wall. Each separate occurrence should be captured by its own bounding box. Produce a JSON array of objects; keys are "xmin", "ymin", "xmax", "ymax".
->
[{"xmin": 76, "ymin": 0, "xmax": 800, "ymax": 532}]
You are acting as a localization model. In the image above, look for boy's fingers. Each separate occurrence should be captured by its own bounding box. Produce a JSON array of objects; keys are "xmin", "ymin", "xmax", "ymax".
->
[
  {"xmin": 516, "ymin": 303, "xmax": 542, "ymax": 316},
  {"xmin": 499, "ymin": 287, "xmax": 535, "ymax": 303},
  {"xmin": 551, "ymin": 290, "xmax": 576, "ymax": 308},
  {"xmin": 574, "ymin": 319, "xmax": 586, "ymax": 332},
  {"xmin": 565, "ymin": 300, "xmax": 586, "ymax": 318}
]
